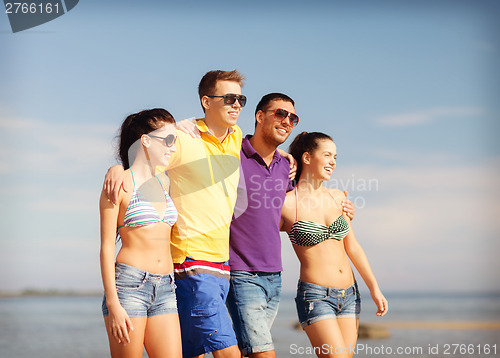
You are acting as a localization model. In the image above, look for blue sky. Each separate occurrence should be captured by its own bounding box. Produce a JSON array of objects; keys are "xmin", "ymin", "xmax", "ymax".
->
[{"xmin": 1, "ymin": 0, "xmax": 499, "ymax": 294}]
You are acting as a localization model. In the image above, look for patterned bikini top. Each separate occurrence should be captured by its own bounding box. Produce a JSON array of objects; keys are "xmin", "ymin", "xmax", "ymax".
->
[
  {"xmin": 289, "ymin": 188, "xmax": 349, "ymax": 247},
  {"xmin": 118, "ymin": 169, "xmax": 178, "ymax": 229}
]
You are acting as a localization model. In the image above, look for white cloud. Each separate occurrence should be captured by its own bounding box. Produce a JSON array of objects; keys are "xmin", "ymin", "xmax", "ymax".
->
[
  {"xmin": 0, "ymin": 113, "xmax": 43, "ymax": 130},
  {"xmin": 0, "ymin": 115, "xmax": 117, "ymax": 175},
  {"xmin": 27, "ymin": 187, "xmax": 98, "ymax": 214},
  {"xmin": 374, "ymin": 107, "xmax": 485, "ymax": 127}
]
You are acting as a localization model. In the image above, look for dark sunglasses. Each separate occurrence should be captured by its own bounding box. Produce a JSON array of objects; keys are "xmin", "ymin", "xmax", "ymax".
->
[
  {"xmin": 149, "ymin": 134, "xmax": 177, "ymax": 147},
  {"xmin": 207, "ymin": 93, "xmax": 247, "ymax": 107},
  {"xmin": 264, "ymin": 108, "xmax": 299, "ymax": 127}
]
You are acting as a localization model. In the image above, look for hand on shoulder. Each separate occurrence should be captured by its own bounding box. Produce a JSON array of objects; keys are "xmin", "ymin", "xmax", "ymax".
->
[{"xmin": 175, "ymin": 118, "xmax": 201, "ymax": 138}]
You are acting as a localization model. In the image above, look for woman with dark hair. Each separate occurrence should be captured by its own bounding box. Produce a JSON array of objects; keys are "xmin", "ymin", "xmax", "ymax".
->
[
  {"xmin": 281, "ymin": 132, "xmax": 388, "ymax": 358},
  {"xmin": 99, "ymin": 108, "xmax": 182, "ymax": 358}
]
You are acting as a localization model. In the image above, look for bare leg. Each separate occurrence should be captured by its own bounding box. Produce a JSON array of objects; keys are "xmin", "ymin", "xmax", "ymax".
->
[
  {"xmin": 104, "ymin": 316, "xmax": 147, "ymax": 358},
  {"xmin": 337, "ymin": 318, "xmax": 359, "ymax": 356},
  {"xmin": 212, "ymin": 344, "xmax": 241, "ymax": 358},
  {"xmin": 143, "ymin": 313, "xmax": 182, "ymax": 358},
  {"xmin": 303, "ymin": 318, "xmax": 355, "ymax": 358},
  {"xmin": 249, "ymin": 351, "xmax": 276, "ymax": 358}
]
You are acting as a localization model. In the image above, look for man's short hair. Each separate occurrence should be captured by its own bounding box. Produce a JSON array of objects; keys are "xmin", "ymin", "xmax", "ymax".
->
[
  {"xmin": 198, "ymin": 69, "xmax": 246, "ymax": 99},
  {"xmin": 254, "ymin": 93, "xmax": 295, "ymax": 128}
]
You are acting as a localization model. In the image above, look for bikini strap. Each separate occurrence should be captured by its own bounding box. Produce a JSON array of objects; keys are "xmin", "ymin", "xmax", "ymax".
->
[
  {"xmin": 155, "ymin": 173, "xmax": 169, "ymax": 195},
  {"xmin": 130, "ymin": 168, "xmax": 136, "ymax": 187},
  {"xmin": 155, "ymin": 174, "xmax": 164, "ymax": 190},
  {"xmin": 324, "ymin": 188, "xmax": 343, "ymax": 212},
  {"xmin": 294, "ymin": 187, "xmax": 299, "ymax": 222}
]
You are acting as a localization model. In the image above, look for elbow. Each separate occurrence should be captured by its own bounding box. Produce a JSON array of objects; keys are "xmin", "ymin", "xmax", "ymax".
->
[
  {"xmin": 100, "ymin": 244, "xmax": 115, "ymax": 262},
  {"xmin": 345, "ymin": 242, "xmax": 361, "ymax": 258}
]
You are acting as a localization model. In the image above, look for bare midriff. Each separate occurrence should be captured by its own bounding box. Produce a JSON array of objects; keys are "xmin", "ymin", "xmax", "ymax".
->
[
  {"xmin": 116, "ymin": 222, "xmax": 173, "ymax": 275},
  {"xmin": 294, "ymin": 239, "xmax": 354, "ymax": 289}
]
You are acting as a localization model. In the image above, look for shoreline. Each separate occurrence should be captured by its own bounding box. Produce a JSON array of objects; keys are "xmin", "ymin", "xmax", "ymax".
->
[
  {"xmin": 363, "ymin": 321, "xmax": 500, "ymax": 330},
  {"xmin": 0, "ymin": 290, "xmax": 102, "ymax": 298},
  {"xmin": 3, "ymin": 290, "xmax": 500, "ymax": 297}
]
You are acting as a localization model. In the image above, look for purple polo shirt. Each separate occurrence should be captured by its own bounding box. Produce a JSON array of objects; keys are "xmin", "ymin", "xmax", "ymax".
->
[{"xmin": 229, "ymin": 135, "xmax": 294, "ymax": 272}]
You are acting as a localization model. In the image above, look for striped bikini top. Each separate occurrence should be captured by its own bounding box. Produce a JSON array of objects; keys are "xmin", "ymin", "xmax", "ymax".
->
[
  {"xmin": 118, "ymin": 169, "xmax": 178, "ymax": 229},
  {"xmin": 289, "ymin": 188, "xmax": 349, "ymax": 247}
]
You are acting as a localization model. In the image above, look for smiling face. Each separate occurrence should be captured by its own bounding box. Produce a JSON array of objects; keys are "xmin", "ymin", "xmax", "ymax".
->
[
  {"xmin": 142, "ymin": 123, "xmax": 177, "ymax": 168},
  {"xmin": 256, "ymin": 99, "xmax": 296, "ymax": 147},
  {"xmin": 203, "ymin": 80, "xmax": 243, "ymax": 129},
  {"xmin": 305, "ymin": 139, "xmax": 337, "ymax": 181}
]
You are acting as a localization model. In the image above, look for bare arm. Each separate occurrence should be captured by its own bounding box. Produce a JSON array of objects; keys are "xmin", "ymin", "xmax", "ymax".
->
[
  {"xmin": 175, "ymin": 118, "xmax": 201, "ymax": 138},
  {"xmin": 343, "ymin": 219, "xmax": 388, "ymax": 317},
  {"xmin": 99, "ymin": 190, "xmax": 134, "ymax": 343}
]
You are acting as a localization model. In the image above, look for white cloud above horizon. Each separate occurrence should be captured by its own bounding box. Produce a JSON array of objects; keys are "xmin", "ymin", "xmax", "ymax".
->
[
  {"xmin": 0, "ymin": 113, "xmax": 118, "ymax": 175},
  {"xmin": 374, "ymin": 106, "xmax": 485, "ymax": 127}
]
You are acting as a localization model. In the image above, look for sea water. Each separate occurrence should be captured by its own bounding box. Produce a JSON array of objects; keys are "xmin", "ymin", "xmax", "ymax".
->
[{"xmin": 0, "ymin": 292, "xmax": 499, "ymax": 358}]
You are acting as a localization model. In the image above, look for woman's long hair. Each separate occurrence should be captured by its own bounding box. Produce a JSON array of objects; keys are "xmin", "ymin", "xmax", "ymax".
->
[
  {"xmin": 288, "ymin": 131, "xmax": 333, "ymax": 183},
  {"xmin": 118, "ymin": 108, "xmax": 175, "ymax": 169}
]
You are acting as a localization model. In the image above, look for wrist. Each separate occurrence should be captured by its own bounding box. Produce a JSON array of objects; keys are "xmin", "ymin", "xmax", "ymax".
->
[{"xmin": 106, "ymin": 298, "xmax": 121, "ymax": 309}]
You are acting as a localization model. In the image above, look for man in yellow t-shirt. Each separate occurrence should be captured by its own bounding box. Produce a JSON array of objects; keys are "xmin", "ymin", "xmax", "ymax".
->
[
  {"xmin": 168, "ymin": 70, "xmax": 246, "ymax": 358},
  {"xmin": 167, "ymin": 118, "xmax": 242, "ymax": 263}
]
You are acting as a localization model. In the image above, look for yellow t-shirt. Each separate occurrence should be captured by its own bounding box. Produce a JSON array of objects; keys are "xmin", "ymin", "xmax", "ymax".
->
[{"xmin": 167, "ymin": 119, "xmax": 242, "ymax": 263}]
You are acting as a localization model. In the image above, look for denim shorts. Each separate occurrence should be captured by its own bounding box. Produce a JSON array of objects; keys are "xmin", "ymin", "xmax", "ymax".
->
[
  {"xmin": 102, "ymin": 262, "xmax": 177, "ymax": 318},
  {"xmin": 295, "ymin": 280, "xmax": 361, "ymax": 328},
  {"xmin": 174, "ymin": 258, "xmax": 237, "ymax": 357},
  {"xmin": 226, "ymin": 271, "xmax": 281, "ymax": 355}
]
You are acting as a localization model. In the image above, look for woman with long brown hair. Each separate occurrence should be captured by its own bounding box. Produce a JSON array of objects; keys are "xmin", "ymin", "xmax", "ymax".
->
[
  {"xmin": 281, "ymin": 132, "xmax": 388, "ymax": 358},
  {"xmin": 99, "ymin": 108, "xmax": 182, "ymax": 358}
]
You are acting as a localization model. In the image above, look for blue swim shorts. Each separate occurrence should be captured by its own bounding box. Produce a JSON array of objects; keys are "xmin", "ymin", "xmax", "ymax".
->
[{"xmin": 174, "ymin": 258, "xmax": 237, "ymax": 357}]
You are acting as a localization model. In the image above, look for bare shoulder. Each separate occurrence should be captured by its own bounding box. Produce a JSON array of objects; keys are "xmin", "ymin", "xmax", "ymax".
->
[
  {"xmin": 325, "ymin": 187, "xmax": 345, "ymax": 201},
  {"xmin": 119, "ymin": 169, "xmax": 134, "ymax": 201},
  {"xmin": 123, "ymin": 168, "xmax": 133, "ymax": 184},
  {"xmin": 283, "ymin": 190, "xmax": 296, "ymax": 207},
  {"xmin": 280, "ymin": 190, "xmax": 296, "ymax": 231},
  {"xmin": 99, "ymin": 169, "xmax": 131, "ymax": 210}
]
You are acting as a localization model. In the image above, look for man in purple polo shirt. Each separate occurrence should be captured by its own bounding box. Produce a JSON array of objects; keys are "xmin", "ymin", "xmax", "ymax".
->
[{"xmin": 226, "ymin": 93, "xmax": 355, "ymax": 358}]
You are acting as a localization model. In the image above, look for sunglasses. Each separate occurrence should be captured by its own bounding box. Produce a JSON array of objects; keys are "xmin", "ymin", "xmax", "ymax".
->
[
  {"xmin": 149, "ymin": 134, "xmax": 177, "ymax": 147},
  {"xmin": 207, "ymin": 93, "xmax": 247, "ymax": 107},
  {"xmin": 264, "ymin": 108, "xmax": 299, "ymax": 127}
]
